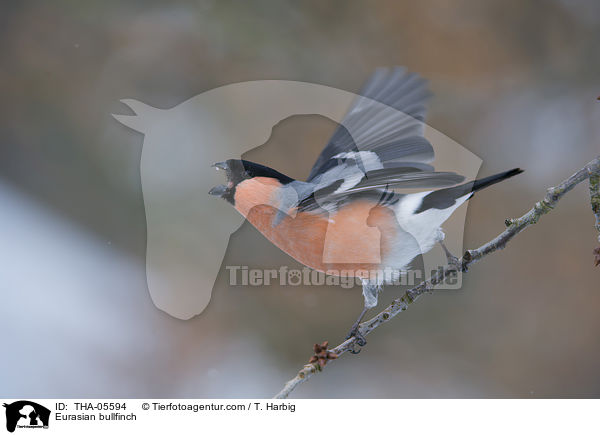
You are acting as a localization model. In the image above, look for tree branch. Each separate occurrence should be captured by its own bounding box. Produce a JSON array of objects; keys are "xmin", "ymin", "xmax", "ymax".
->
[
  {"xmin": 589, "ymin": 170, "xmax": 600, "ymax": 240},
  {"xmin": 274, "ymin": 155, "xmax": 600, "ymax": 399}
]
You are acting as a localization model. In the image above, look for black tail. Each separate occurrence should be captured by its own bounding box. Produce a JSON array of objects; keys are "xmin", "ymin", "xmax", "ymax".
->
[
  {"xmin": 471, "ymin": 168, "xmax": 524, "ymax": 193},
  {"xmin": 415, "ymin": 168, "xmax": 523, "ymax": 213}
]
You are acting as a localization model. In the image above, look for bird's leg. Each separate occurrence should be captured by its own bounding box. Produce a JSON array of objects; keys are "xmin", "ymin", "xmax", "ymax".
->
[
  {"xmin": 345, "ymin": 305, "xmax": 368, "ymax": 353},
  {"xmin": 436, "ymin": 229, "xmax": 467, "ymax": 272},
  {"xmin": 345, "ymin": 280, "xmax": 380, "ymax": 353},
  {"xmin": 439, "ymin": 239, "xmax": 459, "ymax": 267}
]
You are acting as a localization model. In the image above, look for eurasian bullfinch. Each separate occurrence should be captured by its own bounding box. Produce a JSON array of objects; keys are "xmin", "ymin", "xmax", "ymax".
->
[{"xmin": 210, "ymin": 67, "xmax": 522, "ymax": 348}]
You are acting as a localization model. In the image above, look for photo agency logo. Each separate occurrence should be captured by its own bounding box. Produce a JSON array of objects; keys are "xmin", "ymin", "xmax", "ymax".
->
[
  {"xmin": 225, "ymin": 266, "xmax": 461, "ymax": 289},
  {"xmin": 113, "ymin": 68, "xmax": 482, "ymax": 320},
  {"xmin": 3, "ymin": 401, "xmax": 50, "ymax": 432}
]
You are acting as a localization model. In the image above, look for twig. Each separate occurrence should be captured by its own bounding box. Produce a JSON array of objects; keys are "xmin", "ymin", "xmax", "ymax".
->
[
  {"xmin": 274, "ymin": 155, "xmax": 600, "ymax": 399},
  {"xmin": 589, "ymin": 170, "xmax": 600, "ymax": 240}
]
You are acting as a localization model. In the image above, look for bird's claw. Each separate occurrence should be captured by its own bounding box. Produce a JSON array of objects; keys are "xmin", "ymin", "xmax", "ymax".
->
[
  {"xmin": 345, "ymin": 325, "xmax": 367, "ymax": 354},
  {"xmin": 447, "ymin": 254, "xmax": 464, "ymax": 273},
  {"xmin": 348, "ymin": 345, "xmax": 362, "ymax": 354},
  {"xmin": 439, "ymin": 240, "xmax": 467, "ymax": 273}
]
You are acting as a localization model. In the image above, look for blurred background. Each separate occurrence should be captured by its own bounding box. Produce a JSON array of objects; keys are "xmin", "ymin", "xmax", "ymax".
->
[{"xmin": 1, "ymin": 0, "xmax": 599, "ymax": 398}]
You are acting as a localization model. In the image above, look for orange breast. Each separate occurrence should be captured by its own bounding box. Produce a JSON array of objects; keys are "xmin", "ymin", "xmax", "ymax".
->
[{"xmin": 234, "ymin": 178, "xmax": 399, "ymax": 277}]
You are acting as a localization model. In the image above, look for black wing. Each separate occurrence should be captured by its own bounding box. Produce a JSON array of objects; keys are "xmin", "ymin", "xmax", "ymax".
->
[
  {"xmin": 294, "ymin": 67, "xmax": 465, "ymax": 217},
  {"xmin": 306, "ymin": 66, "xmax": 433, "ymax": 182},
  {"xmin": 298, "ymin": 167, "xmax": 464, "ymax": 213}
]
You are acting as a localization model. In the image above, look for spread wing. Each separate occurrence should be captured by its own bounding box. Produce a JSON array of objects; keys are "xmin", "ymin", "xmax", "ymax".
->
[
  {"xmin": 298, "ymin": 67, "xmax": 464, "ymax": 214},
  {"xmin": 306, "ymin": 66, "xmax": 434, "ymax": 182}
]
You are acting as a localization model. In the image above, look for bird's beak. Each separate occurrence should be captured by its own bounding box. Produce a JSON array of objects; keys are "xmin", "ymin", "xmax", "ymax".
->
[
  {"xmin": 209, "ymin": 161, "xmax": 231, "ymax": 197},
  {"xmin": 212, "ymin": 161, "xmax": 228, "ymax": 171},
  {"xmin": 209, "ymin": 184, "xmax": 228, "ymax": 196}
]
